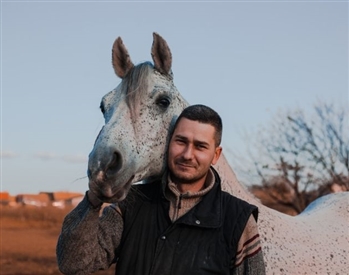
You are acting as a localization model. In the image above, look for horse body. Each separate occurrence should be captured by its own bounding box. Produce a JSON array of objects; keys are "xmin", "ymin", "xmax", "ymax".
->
[
  {"xmin": 87, "ymin": 33, "xmax": 349, "ymax": 274},
  {"xmin": 216, "ymin": 155, "xmax": 349, "ymax": 274}
]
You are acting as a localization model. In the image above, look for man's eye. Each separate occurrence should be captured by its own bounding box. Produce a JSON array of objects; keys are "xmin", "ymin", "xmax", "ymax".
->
[{"xmin": 175, "ymin": 138, "xmax": 187, "ymax": 145}]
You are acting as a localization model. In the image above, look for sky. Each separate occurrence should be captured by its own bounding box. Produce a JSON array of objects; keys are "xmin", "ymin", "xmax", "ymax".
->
[{"xmin": 1, "ymin": 1, "xmax": 348, "ymax": 195}]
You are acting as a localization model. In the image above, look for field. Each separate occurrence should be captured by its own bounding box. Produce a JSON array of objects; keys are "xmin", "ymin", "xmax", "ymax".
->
[{"xmin": 0, "ymin": 205, "xmax": 115, "ymax": 275}]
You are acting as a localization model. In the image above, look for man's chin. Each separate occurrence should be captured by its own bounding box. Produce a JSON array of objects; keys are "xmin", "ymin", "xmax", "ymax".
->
[{"xmin": 169, "ymin": 171, "xmax": 198, "ymax": 185}]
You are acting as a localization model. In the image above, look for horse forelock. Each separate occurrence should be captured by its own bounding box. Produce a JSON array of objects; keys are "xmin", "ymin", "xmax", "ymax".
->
[
  {"xmin": 120, "ymin": 62, "xmax": 153, "ymax": 122},
  {"xmin": 121, "ymin": 61, "xmax": 174, "ymax": 123}
]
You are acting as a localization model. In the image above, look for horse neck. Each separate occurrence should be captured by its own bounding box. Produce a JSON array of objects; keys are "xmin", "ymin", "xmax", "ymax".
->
[{"xmin": 214, "ymin": 153, "xmax": 262, "ymax": 206}]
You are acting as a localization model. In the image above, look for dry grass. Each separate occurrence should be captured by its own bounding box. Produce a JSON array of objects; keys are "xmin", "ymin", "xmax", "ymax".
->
[
  {"xmin": 1, "ymin": 205, "xmax": 71, "ymax": 229},
  {"xmin": 0, "ymin": 205, "xmax": 114, "ymax": 275}
]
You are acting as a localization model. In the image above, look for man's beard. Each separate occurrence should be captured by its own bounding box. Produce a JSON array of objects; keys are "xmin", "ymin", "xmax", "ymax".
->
[{"xmin": 169, "ymin": 168, "xmax": 206, "ymax": 185}]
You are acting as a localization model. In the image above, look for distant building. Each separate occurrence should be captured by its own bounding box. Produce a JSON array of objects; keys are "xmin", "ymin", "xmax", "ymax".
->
[
  {"xmin": 14, "ymin": 191, "xmax": 84, "ymax": 208},
  {"xmin": 41, "ymin": 191, "xmax": 84, "ymax": 208},
  {"xmin": 0, "ymin": 192, "xmax": 10, "ymax": 205},
  {"xmin": 16, "ymin": 193, "xmax": 51, "ymax": 207}
]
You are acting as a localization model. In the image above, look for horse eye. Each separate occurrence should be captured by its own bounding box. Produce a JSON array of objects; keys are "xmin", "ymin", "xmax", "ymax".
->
[{"xmin": 156, "ymin": 97, "xmax": 171, "ymax": 109}]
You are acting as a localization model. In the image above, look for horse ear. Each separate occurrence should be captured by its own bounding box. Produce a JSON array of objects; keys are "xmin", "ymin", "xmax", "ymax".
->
[
  {"xmin": 112, "ymin": 37, "xmax": 134, "ymax": 79},
  {"xmin": 151, "ymin": 32, "xmax": 172, "ymax": 75}
]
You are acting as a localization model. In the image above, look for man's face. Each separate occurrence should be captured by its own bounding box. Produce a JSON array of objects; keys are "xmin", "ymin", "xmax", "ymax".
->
[{"xmin": 167, "ymin": 118, "xmax": 222, "ymax": 188}]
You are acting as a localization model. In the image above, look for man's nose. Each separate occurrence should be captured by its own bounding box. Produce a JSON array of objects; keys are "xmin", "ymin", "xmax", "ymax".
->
[{"xmin": 182, "ymin": 145, "xmax": 194, "ymax": 159}]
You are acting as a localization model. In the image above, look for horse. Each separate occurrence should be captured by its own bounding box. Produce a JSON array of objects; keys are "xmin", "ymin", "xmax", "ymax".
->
[{"xmin": 87, "ymin": 32, "xmax": 349, "ymax": 274}]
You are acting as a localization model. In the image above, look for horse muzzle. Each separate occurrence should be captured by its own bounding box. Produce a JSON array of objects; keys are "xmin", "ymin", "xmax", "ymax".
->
[{"xmin": 88, "ymin": 173, "xmax": 134, "ymax": 203}]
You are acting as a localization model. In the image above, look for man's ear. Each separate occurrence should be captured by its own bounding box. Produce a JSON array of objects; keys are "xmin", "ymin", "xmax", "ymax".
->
[{"xmin": 211, "ymin": 146, "xmax": 222, "ymax": 165}]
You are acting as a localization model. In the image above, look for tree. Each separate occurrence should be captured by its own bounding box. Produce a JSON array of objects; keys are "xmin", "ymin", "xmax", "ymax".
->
[{"xmin": 234, "ymin": 101, "xmax": 348, "ymax": 214}]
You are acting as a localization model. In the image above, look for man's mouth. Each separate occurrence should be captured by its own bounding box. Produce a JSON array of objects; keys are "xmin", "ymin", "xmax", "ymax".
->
[{"xmin": 176, "ymin": 162, "xmax": 195, "ymax": 169}]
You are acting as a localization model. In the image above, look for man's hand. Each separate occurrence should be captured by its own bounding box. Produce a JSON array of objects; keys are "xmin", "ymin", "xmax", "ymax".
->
[{"xmin": 87, "ymin": 190, "xmax": 104, "ymax": 209}]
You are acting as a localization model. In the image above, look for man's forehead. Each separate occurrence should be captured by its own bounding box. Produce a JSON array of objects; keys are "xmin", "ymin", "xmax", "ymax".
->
[{"xmin": 173, "ymin": 118, "xmax": 215, "ymax": 140}]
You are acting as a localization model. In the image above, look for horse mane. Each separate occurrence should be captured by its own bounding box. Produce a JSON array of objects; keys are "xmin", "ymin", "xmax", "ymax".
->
[{"xmin": 121, "ymin": 61, "xmax": 154, "ymax": 121}]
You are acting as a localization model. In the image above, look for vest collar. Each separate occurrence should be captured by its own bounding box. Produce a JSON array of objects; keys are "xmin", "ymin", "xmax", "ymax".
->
[{"xmin": 174, "ymin": 167, "xmax": 223, "ymax": 229}]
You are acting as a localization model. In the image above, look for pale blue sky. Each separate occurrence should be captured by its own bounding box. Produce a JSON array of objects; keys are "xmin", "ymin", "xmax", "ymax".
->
[{"xmin": 1, "ymin": 1, "xmax": 348, "ymax": 195}]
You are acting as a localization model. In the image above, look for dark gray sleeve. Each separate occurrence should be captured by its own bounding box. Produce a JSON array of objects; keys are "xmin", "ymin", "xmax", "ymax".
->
[
  {"xmin": 232, "ymin": 250, "xmax": 266, "ymax": 275},
  {"xmin": 56, "ymin": 194, "xmax": 123, "ymax": 275},
  {"xmin": 231, "ymin": 214, "xmax": 266, "ymax": 275}
]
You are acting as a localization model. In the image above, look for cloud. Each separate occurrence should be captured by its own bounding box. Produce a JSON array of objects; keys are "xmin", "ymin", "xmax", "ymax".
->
[
  {"xmin": 33, "ymin": 151, "xmax": 87, "ymax": 163},
  {"xmin": 62, "ymin": 154, "xmax": 87, "ymax": 163},
  {"xmin": 34, "ymin": 151, "xmax": 58, "ymax": 160},
  {"xmin": 0, "ymin": 150, "xmax": 19, "ymax": 158}
]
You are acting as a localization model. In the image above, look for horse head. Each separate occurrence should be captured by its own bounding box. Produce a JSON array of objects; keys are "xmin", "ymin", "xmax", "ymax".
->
[{"xmin": 88, "ymin": 33, "xmax": 188, "ymax": 202}]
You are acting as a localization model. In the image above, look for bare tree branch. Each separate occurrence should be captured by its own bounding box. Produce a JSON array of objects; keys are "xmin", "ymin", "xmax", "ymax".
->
[{"xmin": 232, "ymin": 101, "xmax": 349, "ymax": 214}]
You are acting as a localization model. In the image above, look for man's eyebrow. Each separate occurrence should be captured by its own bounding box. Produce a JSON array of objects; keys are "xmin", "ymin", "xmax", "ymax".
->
[
  {"xmin": 194, "ymin": 140, "xmax": 210, "ymax": 147},
  {"xmin": 174, "ymin": 134, "xmax": 210, "ymax": 147},
  {"xmin": 174, "ymin": 134, "xmax": 187, "ymax": 140}
]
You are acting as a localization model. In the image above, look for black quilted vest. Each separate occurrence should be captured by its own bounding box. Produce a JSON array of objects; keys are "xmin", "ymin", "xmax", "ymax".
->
[{"xmin": 115, "ymin": 168, "xmax": 258, "ymax": 275}]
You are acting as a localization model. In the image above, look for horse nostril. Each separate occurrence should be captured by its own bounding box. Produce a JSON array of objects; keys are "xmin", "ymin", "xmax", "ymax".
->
[{"xmin": 105, "ymin": 152, "xmax": 122, "ymax": 178}]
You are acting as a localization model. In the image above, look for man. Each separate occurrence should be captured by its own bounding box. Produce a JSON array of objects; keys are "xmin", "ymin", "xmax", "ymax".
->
[{"xmin": 57, "ymin": 104, "xmax": 266, "ymax": 275}]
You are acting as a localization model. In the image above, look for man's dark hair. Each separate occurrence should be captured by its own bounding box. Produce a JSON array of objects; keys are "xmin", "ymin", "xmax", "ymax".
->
[{"xmin": 173, "ymin": 104, "xmax": 223, "ymax": 146}]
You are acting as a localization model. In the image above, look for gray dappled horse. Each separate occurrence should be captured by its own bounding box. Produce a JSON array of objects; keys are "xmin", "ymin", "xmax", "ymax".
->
[{"xmin": 87, "ymin": 33, "xmax": 349, "ymax": 274}]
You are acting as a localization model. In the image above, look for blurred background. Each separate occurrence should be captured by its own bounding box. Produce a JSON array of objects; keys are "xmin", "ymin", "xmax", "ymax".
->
[{"xmin": 1, "ymin": 1, "xmax": 348, "ymax": 273}]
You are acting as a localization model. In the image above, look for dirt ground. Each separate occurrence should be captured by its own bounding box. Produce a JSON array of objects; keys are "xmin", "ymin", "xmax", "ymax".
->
[{"xmin": 0, "ymin": 205, "xmax": 115, "ymax": 275}]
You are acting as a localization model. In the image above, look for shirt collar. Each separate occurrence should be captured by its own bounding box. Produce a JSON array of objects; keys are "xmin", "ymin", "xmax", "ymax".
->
[{"xmin": 172, "ymin": 167, "xmax": 223, "ymax": 228}]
